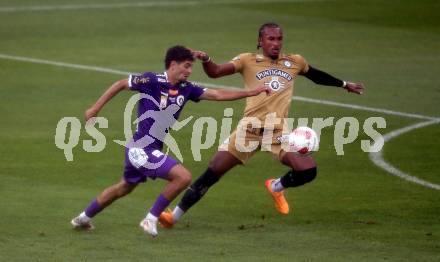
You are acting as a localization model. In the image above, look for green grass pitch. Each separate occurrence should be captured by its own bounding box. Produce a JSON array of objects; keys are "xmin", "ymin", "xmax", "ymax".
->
[{"xmin": 0, "ymin": 0, "xmax": 439, "ymax": 261}]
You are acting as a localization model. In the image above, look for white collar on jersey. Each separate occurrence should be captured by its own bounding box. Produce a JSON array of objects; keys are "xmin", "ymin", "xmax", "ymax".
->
[{"xmin": 163, "ymin": 71, "xmax": 169, "ymax": 82}]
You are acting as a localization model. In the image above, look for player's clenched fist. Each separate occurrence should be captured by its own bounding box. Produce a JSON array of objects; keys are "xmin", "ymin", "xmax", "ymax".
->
[{"xmin": 191, "ymin": 50, "xmax": 210, "ymax": 62}]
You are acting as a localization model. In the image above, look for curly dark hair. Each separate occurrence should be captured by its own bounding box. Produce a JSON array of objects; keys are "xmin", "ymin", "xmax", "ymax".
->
[{"xmin": 165, "ymin": 45, "xmax": 194, "ymax": 69}]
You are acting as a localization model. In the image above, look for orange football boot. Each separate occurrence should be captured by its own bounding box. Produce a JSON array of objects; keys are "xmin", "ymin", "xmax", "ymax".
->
[
  {"xmin": 265, "ymin": 179, "xmax": 290, "ymax": 215},
  {"xmin": 158, "ymin": 209, "xmax": 174, "ymax": 228}
]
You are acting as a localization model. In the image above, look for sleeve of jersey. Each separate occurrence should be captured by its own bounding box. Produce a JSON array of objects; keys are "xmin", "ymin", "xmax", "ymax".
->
[
  {"xmin": 229, "ymin": 53, "xmax": 246, "ymax": 73},
  {"xmin": 188, "ymin": 84, "xmax": 207, "ymax": 102},
  {"xmin": 128, "ymin": 72, "xmax": 154, "ymax": 93},
  {"xmin": 294, "ymin": 55, "xmax": 310, "ymax": 74}
]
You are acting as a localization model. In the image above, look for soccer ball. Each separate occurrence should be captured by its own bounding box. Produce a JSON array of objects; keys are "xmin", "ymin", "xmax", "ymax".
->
[{"xmin": 287, "ymin": 126, "xmax": 319, "ymax": 156}]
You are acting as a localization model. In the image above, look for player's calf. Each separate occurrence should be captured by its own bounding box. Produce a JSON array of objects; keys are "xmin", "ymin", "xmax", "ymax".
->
[
  {"xmin": 269, "ymin": 167, "xmax": 317, "ymax": 193},
  {"xmin": 178, "ymin": 168, "xmax": 220, "ymax": 211},
  {"xmin": 280, "ymin": 167, "xmax": 317, "ymax": 188},
  {"xmin": 159, "ymin": 168, "xmax": 220, "ymax": 227}
]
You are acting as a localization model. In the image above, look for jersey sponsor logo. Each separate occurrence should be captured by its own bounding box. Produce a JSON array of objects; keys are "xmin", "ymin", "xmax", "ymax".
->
[
  {"xmin": 176, "ymin": 95, "xmax": 185, "ymax": 106},
  {"xmin": 256, "ymin": 69, "xmax": 293, "ymax": 81},
  {"xmin": 133, "ymin": 76, "xmax": 150, "ymax": 85},
  {"xmin": 283, "ymin": 60, "xmax": 292, "ymax": 68},
  {"xmin": 264, "ymin": 76, "xmax": 285, "ymax": 91},
  {"xmin": 128, "ymin": 147, "xmax": 148, "ymax": 169}
]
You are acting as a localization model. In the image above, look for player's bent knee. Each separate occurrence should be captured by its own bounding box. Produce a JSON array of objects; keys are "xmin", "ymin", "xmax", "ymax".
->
[
  {"xmin": 179, "ymin": 165, "xmax": 192, "ymax": 180},
  {"xmin": 208, "ymin": 151, "xmax": 240, "ymax": 176},
  {"xmin": 208, "ymin": 158, "xmax": 223, "ymax": 175},
  {"xmin": 168, "ymin": 164, "xmax": 191, "ymax": 183},
  {"xmin": 179, "ymin": 172, "xmax": 192, "ymax": 187}
]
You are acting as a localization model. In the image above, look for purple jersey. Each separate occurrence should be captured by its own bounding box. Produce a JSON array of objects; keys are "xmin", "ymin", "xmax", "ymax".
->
[{"xmin": 128, "ymin": 72, "xmax": 206, "ymax": 150}]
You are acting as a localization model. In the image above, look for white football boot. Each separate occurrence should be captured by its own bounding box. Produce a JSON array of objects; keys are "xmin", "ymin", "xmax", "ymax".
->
[
  {"xmin": 71, "ymin": 215, "xmax": 95, "ymax": 230},
  {"xmin": 139, "ymin": 215, "xmax": 158, "ymax": 237}
]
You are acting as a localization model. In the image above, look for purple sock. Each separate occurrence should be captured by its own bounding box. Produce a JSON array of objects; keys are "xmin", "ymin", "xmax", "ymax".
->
[
  {"xmin": 85, "ymin": 199, "xmax": 103, "ymax": 218},
  {"xmin": 149, "ymin": 194, "xmax": 171, "ymax": 217}
]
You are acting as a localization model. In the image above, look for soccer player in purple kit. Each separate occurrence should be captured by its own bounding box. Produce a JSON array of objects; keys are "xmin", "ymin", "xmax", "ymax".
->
[{"xmin": 70, "ymin": 45, "xmax": 269, "ymax": 237}]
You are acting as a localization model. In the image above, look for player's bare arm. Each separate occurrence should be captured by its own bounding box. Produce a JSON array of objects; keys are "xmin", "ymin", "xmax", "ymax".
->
[
  {"xmin": 85, "ymin": 79, "xmax": 130, "ymax": 121},
  {"xmin": 192, "ymin": 50, "xmax": 235, "ymax": 78},
  {"xmin": 302, "ymin": 66, "xmax": 364, "ymax": 95},
  {"xmin": 199, "ymin": 85, "xmax": 270, "ymax": 101}
]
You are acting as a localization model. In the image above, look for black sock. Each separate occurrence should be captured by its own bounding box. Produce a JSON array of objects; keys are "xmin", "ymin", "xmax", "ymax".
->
[
  {"xmin": 178, "ymin": 168, "xmax": 220, "ymax": 211},
  {"xmin": 280, "ymin": 167, "xmax": 317, "ymax": 188}
]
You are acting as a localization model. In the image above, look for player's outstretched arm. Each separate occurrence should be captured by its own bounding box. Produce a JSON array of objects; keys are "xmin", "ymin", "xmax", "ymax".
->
[
  {"xmin": 199, "ymin": 85, "xmax": 270, "ymax": 101},
  {"xmin": 192, "ymin": 50, "xmax": 235, "ymax": 78},
  {"xmin": 85, "ymin": 79, "xmax": 129, "ymax": 121},
  {"xmin": 302, "ymin": 66, "xmax": 364, "ymax": 95}
]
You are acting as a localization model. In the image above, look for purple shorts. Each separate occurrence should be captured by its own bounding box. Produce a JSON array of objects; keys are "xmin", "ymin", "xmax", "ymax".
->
[{"xmin": 123, "ymin": 147, "xmax": 179, "ymax": 184}]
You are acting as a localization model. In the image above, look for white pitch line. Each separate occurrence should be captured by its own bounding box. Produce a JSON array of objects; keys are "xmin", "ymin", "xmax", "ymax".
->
[
  {"xmin": 201, "ymin": 83, "xmax": 438, "ymax": 120},
  {"xmin": 1, "ymin": 52, "xmax": 439, "ymax": 191},
  {"xmin": 369, "ymin": 119, "xmax": 440, "ymax": 191},
  {"xmin": 293, "ymin": 96, "xmax": 438, "ymax": 121},
  {"xmin": 0, "ymin": 1, "xmax": 198, "ymax": 12},
  {"xmin": 0, "ymin": 53, "xmax": 131, "ymax": 75},
  {"xmin": 0, "ymin": 0, "xmax": 306, "ymax": 13},
  {"xmin": 1, "ymin": 53, "xmax": 437, "ymax": 121}
]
